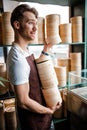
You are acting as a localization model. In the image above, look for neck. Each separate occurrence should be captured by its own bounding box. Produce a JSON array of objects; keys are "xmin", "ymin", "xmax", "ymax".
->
[
  {"xmin": 14, "ymin": 36, "xmax": 29, "ymax": 51},
  {"xmin": 13, "ymin": 40, "xmax": 29, "ymax": 52}
]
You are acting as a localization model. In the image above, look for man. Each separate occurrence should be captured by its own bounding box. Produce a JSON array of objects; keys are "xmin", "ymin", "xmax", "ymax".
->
[{"xmin": 7, "ymin": 4, "xmax": 62, "ymax": 130}]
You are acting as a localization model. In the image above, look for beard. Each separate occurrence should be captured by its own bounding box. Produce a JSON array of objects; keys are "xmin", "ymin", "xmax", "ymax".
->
[{"xmin": 18, "ymin": 24, "xmax": 36, "ymax": 41}]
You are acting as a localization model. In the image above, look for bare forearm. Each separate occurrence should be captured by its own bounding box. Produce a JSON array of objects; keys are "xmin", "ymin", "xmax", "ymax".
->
[{"xmin": 18, "ymin": 98, "xmax": 53, "ymax": 114}]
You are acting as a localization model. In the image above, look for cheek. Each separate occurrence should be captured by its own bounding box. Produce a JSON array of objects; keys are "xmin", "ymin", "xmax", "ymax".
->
[
  {"xmin": 25, "ymin": 24, "xmax": 32, "ymax": 31},
  {"xmin": 20, "ymin": 24, "xmax": 32, "ymax": 35}
]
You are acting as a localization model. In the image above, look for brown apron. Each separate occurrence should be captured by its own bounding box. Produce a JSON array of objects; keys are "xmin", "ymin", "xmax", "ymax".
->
[{"xmin": 17, "ymin": 54, "xmax": 52, "ymax": 130}]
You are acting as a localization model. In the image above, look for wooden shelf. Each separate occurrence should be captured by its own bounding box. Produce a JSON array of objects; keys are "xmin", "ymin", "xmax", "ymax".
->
[{"xmin": 0, "ymin": 42, "xmax": 85, "ymax": 47}]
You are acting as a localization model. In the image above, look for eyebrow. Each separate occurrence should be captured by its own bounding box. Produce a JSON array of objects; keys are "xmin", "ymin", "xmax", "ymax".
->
[
  {"xmin": 28, "ymin": 19, "xmax": 36, "ymax": 21},
  {"xmin": 26, "ymin": 18, "xmax": 37, "ymax": 22}
]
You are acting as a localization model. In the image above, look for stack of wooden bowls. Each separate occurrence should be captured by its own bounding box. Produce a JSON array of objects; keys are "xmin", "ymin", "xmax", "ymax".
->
[
  {"xmin": 45, "ymin": 14, "xmax": 61, "ymax": 44},
  {"xmin": 38, "ymin": 17, "xmax": 45, "ymax": 44},
  {"xmin": 0, "ymin": 63, "xmax": 9, "ymax": 95},
  {"xmin": 3, "ymin": 98, "xmax": 15, "ymax": 108},
  {"xmin": 0, "ymin": 100, "xmax": 5, "ymax": 130},
  {"xmin": 70, "ymin": 52, "xmax": 82, "ymax": 84},
  {"xmin": 59, "ymin": 23, "xmax": 72, "ymax": 43},
  {"xmin": 35, "ymin": 56, "xmax": 62, "ymax": 107},
  {"xmin": 4, "ymin": 98, "xmax": 17, "ymax": 130},
  {"xmin": 5, "ymin": 106, "xmax": 17, "ymax": 130},
  {"xmin": 70, "ymin": 52, "xmax": 82, "ymax": 71},
  {"xmin": 57, "ymin": 58, "xmax": 71, "ymax": 81},
  {"xmin": 54, "ymin": 66, "xmax": 67, "ymax": 87},
  {"xmin": 70, "ymin": 16, "xmax": 83, "ymax": 42},
  {"xmin": 2, "ymin": 12, "xmax": 14, "ymax": 45}
]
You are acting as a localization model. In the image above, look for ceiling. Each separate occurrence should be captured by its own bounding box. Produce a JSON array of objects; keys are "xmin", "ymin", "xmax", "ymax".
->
[{"xmin": 11, "ymin": 0, "xmax": 84, "ymax": 6}]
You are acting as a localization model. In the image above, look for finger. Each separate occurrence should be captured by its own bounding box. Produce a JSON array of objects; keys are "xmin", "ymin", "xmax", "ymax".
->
[
  {"xmin": 44, "ymin": 38, "xmax": 48, "ymax": 44},
  {"xmin": 57, "ymin": 101, "xmax": 62, "ymax": 106}
]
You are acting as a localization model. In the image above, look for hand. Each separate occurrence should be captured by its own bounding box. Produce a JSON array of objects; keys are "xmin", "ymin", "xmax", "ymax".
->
[
  {"xmin": 45, "ymin": 101, "xmax": 62, "ymax": 115},
  {"xmin": 56, "ymin": 101, "xmax": 62, "ymax": 110},
  {"xmin": 43, "ymin": 39, "xmax": 54, "ymax": 53},
  {"xmin": 51, "ymin": 102, "xmax": 62, "ymax": 113}
]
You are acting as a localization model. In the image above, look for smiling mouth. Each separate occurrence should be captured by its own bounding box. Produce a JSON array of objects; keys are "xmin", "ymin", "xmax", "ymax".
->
[{"xmin": 30, "ymin": 33, "xmax": 36, "ymax": 39}]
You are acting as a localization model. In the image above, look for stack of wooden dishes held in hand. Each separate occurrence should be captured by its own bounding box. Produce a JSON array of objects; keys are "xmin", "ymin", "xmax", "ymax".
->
[{"xmin": 35, "ymin": 56, "xmax": 62, "ymax": 107}]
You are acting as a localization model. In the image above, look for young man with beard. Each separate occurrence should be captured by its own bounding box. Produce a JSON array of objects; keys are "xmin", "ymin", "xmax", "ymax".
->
[{"xmin": 7, "ymin": 4, "xmax": 62, "ymax": 130}]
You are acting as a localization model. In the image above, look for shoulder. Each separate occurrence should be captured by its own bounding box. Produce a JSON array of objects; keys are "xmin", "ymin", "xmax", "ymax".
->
[
  {"xmin": 7, "ymin": 45, "xmax": 28, "ymax": 66},
  {"xmin": 8, "ymin": 46, "xmax": 23, "ymax": 60},
  {"xmin": 7, "ymin": 45, "xmax": 30, "ymax": 72},
  {"xmin": 6, "ymin": 46, "xmax": 30, "ymax": 85}
]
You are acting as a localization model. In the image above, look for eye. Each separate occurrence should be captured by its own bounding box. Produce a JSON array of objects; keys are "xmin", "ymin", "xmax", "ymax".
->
[{"xmin": 28, "ymin": 21, "xmax": 33, "ymax": 24}]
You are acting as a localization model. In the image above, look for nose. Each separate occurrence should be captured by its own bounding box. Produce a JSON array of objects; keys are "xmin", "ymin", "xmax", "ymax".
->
[{"xmin": 33, "ymin": 24, "xmax": 37, "ymax": 31}]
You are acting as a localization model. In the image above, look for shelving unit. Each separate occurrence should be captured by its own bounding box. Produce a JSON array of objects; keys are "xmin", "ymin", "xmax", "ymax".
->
[
  {"xmin": 67, "ymin": 69, "xmax": 87, "ymax": 130},
  {"xmin": 85, "ymin": 0, "xmax": 87, "ymax": 69}
]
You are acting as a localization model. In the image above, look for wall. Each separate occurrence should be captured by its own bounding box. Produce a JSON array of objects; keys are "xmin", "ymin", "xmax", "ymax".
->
[{"xmin": 2, "ymin": 0, "xmax": 19, "ymax": 12}]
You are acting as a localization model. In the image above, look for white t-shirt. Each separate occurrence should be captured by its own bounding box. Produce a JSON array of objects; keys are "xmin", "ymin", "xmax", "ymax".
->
[{"xmin": 7, "ymin": 43, "xmax": 31, "ymax": 85}]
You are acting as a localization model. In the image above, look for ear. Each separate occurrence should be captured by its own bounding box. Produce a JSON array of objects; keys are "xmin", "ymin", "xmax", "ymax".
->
[{"xmin": 13, "ymin": 21, "xmax": 20, "ymax": 29}]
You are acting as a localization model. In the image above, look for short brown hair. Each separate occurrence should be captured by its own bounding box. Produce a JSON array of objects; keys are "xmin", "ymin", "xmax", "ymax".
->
[{"xmin": 11, "ymin": 4, "xmax": 38, "ymax": 28}]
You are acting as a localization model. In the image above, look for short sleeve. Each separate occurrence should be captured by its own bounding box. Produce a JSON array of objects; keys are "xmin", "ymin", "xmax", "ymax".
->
[
  {"xmin": 7, "ymin": 45, "xmax": 30, "ymax": 86},
  {"xmin": 8, "ymin": 58, "xmax": 30, "ymax": 85}
]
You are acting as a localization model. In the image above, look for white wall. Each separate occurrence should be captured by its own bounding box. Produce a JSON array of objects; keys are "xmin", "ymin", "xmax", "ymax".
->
[{"xmin": 3, "ymin": 0, "xmax": 19, "ymax": 12}]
